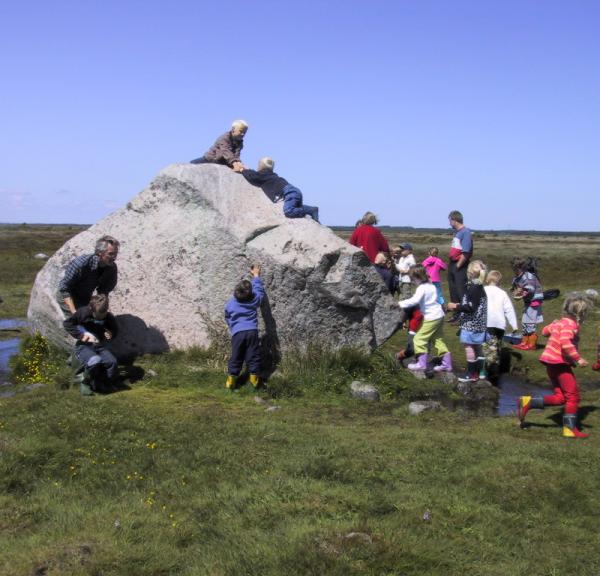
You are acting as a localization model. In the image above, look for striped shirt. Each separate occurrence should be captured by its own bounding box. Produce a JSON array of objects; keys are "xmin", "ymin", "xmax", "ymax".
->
[{"xmin": 539, "ymin": 317, "xmax": 581, "ymax": 365}]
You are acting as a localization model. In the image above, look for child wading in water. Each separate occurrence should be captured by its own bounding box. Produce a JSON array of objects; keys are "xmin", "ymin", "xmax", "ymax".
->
[
  {"xmin": 511, "ymin": 257, "xmax": 544, "ymax": 351},
  {"xmin": 398, "ymin": 265, "xmax": 452, "ymax": 372},
  {"xmin": 421, "ymin": 247, "xmax": 447, "ymax": 304},
  {"xmin": 224, "ymin": 264, "xmax": 265, "ymax": 389},
  {"xmin": 447, "ymin": 260, "xmax": 488, "ymax": 382},
  {"xmin": 518, "ymin": 293, "xmax": 593, "ymax": 438}
]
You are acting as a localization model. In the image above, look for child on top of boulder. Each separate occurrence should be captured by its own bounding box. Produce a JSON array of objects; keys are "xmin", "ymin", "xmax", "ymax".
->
[
  {"xmin": 518, "ymin": 292, "xmax": 592, "ymax": 438},
  {"xmin": 398, "ymin": 265, "xmax": 452, "ymax": 373},
  {"xmin": 241, "ymin": 157, "xmax": 319, "ymax": 222},
  {"xmin": 190, "ymin": 119, "xmax": 248, "ymax": 171},
  {"xmin": 446, "ymin": 260, "xmax": 488, "ymax": 382},
  {"xmin": 224, "ymin": 264, "xmax": 265, "ymax": 390}
]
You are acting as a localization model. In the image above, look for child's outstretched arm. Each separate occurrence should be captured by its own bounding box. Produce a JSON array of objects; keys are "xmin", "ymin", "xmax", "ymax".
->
[{"xmin": 250, "ymin": 264, "xmax": 265, "ymax": 305}]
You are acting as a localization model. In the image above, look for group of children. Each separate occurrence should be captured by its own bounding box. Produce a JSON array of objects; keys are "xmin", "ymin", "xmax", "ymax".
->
[{"xmin": 386, "ymin": 246, "xmax": 598, "ymax": 439}]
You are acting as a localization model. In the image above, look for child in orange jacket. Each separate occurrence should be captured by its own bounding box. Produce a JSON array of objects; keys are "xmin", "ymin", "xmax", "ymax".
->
[{"xmin": 517, "ymin": 293, "xmax": 592, "ymax": 438}]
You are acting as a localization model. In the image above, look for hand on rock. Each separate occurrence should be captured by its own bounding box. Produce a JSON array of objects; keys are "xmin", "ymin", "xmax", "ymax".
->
[
  {"xmin": 250, "ymin": 264, "xmax": 261, "ymax": 277},
  {"xmin": 81, "ymin": 332, "xmax": 99, "ymax": 344}
]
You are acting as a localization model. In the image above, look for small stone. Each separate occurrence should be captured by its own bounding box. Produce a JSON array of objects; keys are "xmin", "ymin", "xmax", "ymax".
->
[
  {"xmin": 254, "ymin": 396, "xmax": 268, "ymax": 405},
  {"xmin": 22, "ymin": 383, "xmax": 47, "ymax": 392},
  {"xmin": 114, "ymin": 519, "xmax": 121, "ymax": 529},
  {"xmin": 408, "ymin": 401, "xmax": 442, "ymax": 416},
  {"xmin": 350, "ymin": 380, "xmax": 380, "ymax": 401},
  {"xmin": 147, "ymin": 369, "xmax": 157, "ymax": 377},
  {"xmin": 33, "ymin": 253, "xmax": 49, "ymax": 260},
  {"xmin": 343, "ymin": 532, "xmax": 373, "ymax": 544},
  {"xmin": 437, "ymin": 371, "xmax": 457, "ymax": 385},
  {"xmin": 265, "ymin": 405, "xmax": 281, "ymax": 413},
  {"xmin": 422, "ymin": 510, "xmax": 431, "ymax": 522}
]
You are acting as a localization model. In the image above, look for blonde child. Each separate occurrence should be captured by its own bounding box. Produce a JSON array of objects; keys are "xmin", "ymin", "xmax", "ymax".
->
[
  {"xmin": 398, "ymin": 265, "xmax": 452, "ymax": 372},
  {"xmin": 518, "ymin": 293, "xmax": 592, "ymax": 438},
  {"xmin": 483, "ymin": 270, "xmax": 518, "ymax": 377},
  {"xmin": 447, "ymin": 260, "xmax": 488, "ymax": 382},
  {"xmin": 422, "ymin": 247, "xmax": 447, "ymax": 304}
]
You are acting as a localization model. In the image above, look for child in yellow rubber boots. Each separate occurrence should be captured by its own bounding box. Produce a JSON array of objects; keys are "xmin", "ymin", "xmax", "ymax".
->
[
  {"xmin": 224, "ymin": 264, "xmax": 264, "ymax": 389},
  {"xmin": 518, "ymin": 293, "xmax": 593, "ymax": 438}
]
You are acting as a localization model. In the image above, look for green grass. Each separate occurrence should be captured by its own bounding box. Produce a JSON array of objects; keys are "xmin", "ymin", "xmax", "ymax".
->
[{"xmin": 2, "ymin": 224, "xmax": 600, "ymax": 575}]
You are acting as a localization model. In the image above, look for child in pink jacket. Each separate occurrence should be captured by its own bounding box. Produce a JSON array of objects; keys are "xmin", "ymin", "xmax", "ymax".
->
[{"xmin": 422, "ymin": 247, "xmax": 447, "ymax": 304}]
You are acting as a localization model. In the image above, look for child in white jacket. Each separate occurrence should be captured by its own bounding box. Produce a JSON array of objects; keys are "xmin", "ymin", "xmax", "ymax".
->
[{"xmin": 483, "ymin": 270, "xmax": 518, "ymax": 376}]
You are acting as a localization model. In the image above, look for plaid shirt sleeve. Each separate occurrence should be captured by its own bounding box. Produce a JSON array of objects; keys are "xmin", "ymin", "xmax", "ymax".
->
[{"xmin": 58, "ymin": 255, "xmax": 91, "ymax": 298}]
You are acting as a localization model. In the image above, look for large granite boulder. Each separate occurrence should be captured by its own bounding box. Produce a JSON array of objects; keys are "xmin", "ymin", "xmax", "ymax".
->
[{"xmin": 28, "ymin": 164, "xmax": 402, "ymax": 360}]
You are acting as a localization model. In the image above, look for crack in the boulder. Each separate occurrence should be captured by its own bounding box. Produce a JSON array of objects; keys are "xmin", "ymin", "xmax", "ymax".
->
[{"xmin": 244, "ymin": 225, "xmax": 280, "ymax": 244}]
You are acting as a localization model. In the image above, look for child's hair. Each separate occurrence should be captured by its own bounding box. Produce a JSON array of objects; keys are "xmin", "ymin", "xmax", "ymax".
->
[
  {"xmin": 467, "ymin": 260, "xmax": 487, "ymax": 284},
  {"xmin": 486, "ymin": 270, "xmax": 502, "ymax": 286},
  {"xmin": 563, "ymin": 292, "xmax": 594, "ymax": 324},
  {"xmin": 258, "ymin": 156, "xmax": 274, "ymax": 171},
  {"xmin": 408, "ymin": 265, "xmax": 429, "ymax": 285},
  {"xmin": 511, "ymin": 256, "xmax": 539, "ymax": 276},
  {"xmin": 89, "ymin": 294, "xmax": 109, "ymax": 316},
  {"xmin": 234, "ymin": 280, "xmax": 254, "ymax": 303},
  {"xmin": 429, "ymin": 247, "xmax": 439, "ymax": 257}
]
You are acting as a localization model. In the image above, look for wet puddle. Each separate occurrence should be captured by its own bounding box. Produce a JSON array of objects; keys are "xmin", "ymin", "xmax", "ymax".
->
[
  {"xmin": 0, "ymin": 319, "xmax": 28, "ymax": 391},
  {"xmin": 495, "ymin": 374, "xmax": 549, "ymax": 416}
]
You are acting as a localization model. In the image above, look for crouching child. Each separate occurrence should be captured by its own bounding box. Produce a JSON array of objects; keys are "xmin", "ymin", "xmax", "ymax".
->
[
  {"xmin": 224, "ymin": 264, "xmax": 265, "ymax": 389},
  {"xmin": 63, "ymin": 294, "xmax": 119, "ymax": 395}
]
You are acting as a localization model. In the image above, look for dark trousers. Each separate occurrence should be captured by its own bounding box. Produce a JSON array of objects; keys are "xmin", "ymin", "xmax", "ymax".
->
[
  {"xmin": 75, "ymin": 343, "xmax": 118, "ymax": 380},
  {"xmin": 228, "ymin": 329, "xmax": 260, "ymax": 376},
  {"xmin": 448, "ymin": 261, "xmax": 468, "ymax": 304}
]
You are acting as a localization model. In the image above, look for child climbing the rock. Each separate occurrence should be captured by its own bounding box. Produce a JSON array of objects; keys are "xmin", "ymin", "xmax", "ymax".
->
[
  {"xmin": 63, "ymin": 293, "xmax": 119, "ymax": 395},
  {"xmin": 224, "ymin": 264, "xmax": 265, "ymax": 389},
  {"xmin": 398, "ymin": 265, "xmax": 452, "ymax": 373},
  {"xmin": 511, "ymin": 256, "xmax": 544, "ymax": 351},
  {"xmin": 241, "ymin": 157, "xmax": 319, "ymax": 222},
  {"xmin": 518, "ymin": 293, "xmax": 592, "ymax": 438},
  {"xmin": 446, "ymin": 260, "xmax": 488, "ymax": 382}
]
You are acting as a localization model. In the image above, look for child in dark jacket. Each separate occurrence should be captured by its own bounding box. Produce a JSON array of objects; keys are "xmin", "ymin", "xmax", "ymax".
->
[
  {"xmin": 511, "ymin": 256, "xmax": 544, "ymax": 351},
  {"xmin": 224, "ymin": 264, "xmax": 265, "ymax": 389},
  {"xmin": 447, "ymin": 260, "xmax": 488, "ymax": 382},
  {"xmin": 63, "ymin": 293, "xmax": 119, "ymax": 394}
]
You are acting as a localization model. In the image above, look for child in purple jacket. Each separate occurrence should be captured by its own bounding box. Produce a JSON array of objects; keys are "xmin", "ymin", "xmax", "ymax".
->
[{"xmin": 224, "ymin": 264, "xmax": 265, "ymax": 389}]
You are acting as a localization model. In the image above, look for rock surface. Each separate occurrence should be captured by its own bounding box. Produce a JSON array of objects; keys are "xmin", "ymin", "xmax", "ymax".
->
[
  {"xmin": 28, "ymin": 164, "xmax": 402, "ymax": 358},
  {"xmin": 408, "ymin": 400, "xmax": 442, "ymax": 415},
  {"xmin": 350, "ymin": 380, "xmax": 380, "ymax": 401}
]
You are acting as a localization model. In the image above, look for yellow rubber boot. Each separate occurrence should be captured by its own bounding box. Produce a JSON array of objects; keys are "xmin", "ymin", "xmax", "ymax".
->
[
  {"xmin": 225, "ymin": 375, "xmax": 235, "ymax": 389},
  {"xmin": 249, "ymin": 374, "xmax": 260, "ymax": 388}
]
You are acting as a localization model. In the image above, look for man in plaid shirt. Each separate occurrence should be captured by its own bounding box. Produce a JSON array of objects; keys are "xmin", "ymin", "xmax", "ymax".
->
[{"xmin": 57, "ymin": 235, "xmax": 119, "ymax": 317}]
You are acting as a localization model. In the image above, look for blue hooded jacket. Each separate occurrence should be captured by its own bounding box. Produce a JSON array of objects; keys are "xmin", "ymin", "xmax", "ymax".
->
[{"xmin": 224, "ymin": 277, "xmax": 265, "ymax": 336}]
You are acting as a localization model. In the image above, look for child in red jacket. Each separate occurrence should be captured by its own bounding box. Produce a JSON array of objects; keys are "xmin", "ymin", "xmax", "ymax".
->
[{"xmin": 517, "ymin": 293, "xmax": 592, "ymax": 438}]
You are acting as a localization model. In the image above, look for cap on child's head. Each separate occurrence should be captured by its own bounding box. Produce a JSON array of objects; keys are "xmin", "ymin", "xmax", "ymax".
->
[{"xmin": 401, "ymin": 243, "xmax": 412, "ymax": 251}]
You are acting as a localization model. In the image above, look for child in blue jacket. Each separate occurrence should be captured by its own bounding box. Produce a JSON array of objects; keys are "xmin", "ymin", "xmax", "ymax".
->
[{"xmin": 224, "ymin": 264, "xmax": 265, "ymax": 389}]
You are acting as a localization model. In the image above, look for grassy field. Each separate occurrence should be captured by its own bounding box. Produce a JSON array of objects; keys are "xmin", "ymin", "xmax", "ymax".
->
[{"xmin": 1, "ymin": 224, "xmax": 600, "ymax": 575}]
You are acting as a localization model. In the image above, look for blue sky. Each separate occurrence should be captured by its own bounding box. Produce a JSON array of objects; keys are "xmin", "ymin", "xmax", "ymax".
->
[{"xmin": 1, "ymin": 0, "xmax": 598, "ymax": 230}]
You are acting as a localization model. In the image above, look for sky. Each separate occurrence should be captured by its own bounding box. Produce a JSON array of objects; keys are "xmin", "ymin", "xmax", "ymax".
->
[{"xmin": 1, "ymin": 0, "xmax": 599, "ymax": 230}]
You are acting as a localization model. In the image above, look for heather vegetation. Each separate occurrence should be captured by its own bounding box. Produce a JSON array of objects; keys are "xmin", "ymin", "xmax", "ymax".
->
[{"xmin": 1, "ymin": 224, "xmax": 600, "ymax": 575}]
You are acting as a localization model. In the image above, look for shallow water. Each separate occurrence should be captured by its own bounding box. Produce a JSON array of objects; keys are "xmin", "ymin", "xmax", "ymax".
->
[
  {"xmin": 0, "ymin": 337, "xmax": 20, "ymax": 386},
  {"xmin": 0, "ymin": 318, "xmax": 29, "ymax": 331},
  {"xmin": 495, "ymin": 374, "xmax": 549, "ymax": 416}
]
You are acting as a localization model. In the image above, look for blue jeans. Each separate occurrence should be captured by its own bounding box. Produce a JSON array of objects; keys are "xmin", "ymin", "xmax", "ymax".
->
[
  {"xmin": 282, "ymin": 185, "xmax": 319, "ymax": 222},
  {"xmin": 75, "ymin": 343, "xmax": 118, "ymax": 380}
]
